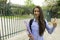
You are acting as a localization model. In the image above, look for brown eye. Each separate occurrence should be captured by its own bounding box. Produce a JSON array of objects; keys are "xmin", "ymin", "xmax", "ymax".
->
[
  {"xmin": 34, "ymin": 10, "xmax": 36, "ymax": 12},
  {"xmin": 34, "ymin": 8, "xmax": 40, "ymax": 12},
  {"xmin": 34, "ymin": 10, "xmax": 39, "ymax": 12},
  {"xmin": 37, "ymin": 10, "xmax": 39, "ymax": 12}
]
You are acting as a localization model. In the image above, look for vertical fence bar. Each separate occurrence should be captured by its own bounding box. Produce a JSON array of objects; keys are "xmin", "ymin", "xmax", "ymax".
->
[
  {"xmin": 6, "ymin": 16, "xmax": 9, "ymax": 39},
  {"xmin": 0, "ymin": 30, "xmax": 1, "ymax": 40},
  {"xmin": 8, "ymin": 15, "xmax": 10, "ymax": 38},
  {"xmin": 16, "ymin": 14, "xmax": 18, "ymax": 34},
  {"xmin": 13, "ymin": 13, "xmax": 15, "ymax": 36},
  {"xmin": 11, "ymin": 15, "xmax": 13, "ymax": 37},
  {"xmin": 17, "ymin": 14, "xmax": 19, "ymax": 33},
  {"xmin": 18, "ymin": 11, "xmax": 20, "ymax": 32},
  {"xmin": 12, "ymin": 15, "xmax": 14, "ymax": 36},
  {"xmin": 5, "ymin": 7, "xmax": 9, "ymax": 39},
  {"xmin": 15, "ymin": 15, "xmax": 17, "ymax": 35},
  {"xmin": 11, "ymin": 16, "xmax": 13, "ymax": 37},
  {"xmin": 4, "ymin": 3, "xmax": 9, "ymax": 39},
  {"xmin": 14, "ymin": 15, "xmax": 16, "ymax": 35},
  {"xmin": 1, "ymin": 10, "xmax": 4, "ymax": 40},
  {"xmin": 13, "ymin": 15, "xmax": 15, "ymax": 36},
  {"xmin": 0, "ymin": 10, "xmax": 1, "ymax": 40},
  {"xmin": 9, "ymin": 16, "xmax": 11, "ymax": 38},
  {"xmin": 4, "ymin": 8, "xmax": 7, "ymax": 40}
]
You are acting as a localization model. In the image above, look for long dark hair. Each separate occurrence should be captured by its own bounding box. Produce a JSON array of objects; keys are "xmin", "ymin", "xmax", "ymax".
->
[{"xmin": 33, "ymin": 6, "xmax": 46, "ymax": 36}]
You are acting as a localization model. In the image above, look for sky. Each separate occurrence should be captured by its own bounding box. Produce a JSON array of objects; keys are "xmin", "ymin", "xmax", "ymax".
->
[{"xmin": 7, "ymin": 0, "xmax": 46, "ymax": 6}]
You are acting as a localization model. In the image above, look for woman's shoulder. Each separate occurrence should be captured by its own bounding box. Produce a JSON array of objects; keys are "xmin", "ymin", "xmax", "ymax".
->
[
  {"xmin": 44, "ymin": 19, "xmax": 47, "ymax": 22},
  {"xmin": 44, "ymin": 19, "xmax": 49, "ymax": 24}
]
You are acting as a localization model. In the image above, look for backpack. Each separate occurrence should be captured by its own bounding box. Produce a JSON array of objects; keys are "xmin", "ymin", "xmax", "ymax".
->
[{"xmin": 29, "ymin": 19, "xmax": 34, "ymax": 32}]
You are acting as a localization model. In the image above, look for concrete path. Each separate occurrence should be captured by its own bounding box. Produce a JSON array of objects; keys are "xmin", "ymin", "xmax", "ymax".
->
[{"xmin": 7, "ymin": 19, "xmax": 60, "ymax": 40}]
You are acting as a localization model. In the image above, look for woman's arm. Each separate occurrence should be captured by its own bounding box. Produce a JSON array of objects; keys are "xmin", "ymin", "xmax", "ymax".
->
[
  {"xmin": 24, "ymin": 21, "xmax": 32, "ymax": 34},
  {"xmin": 28, "ymin": 33, "xmax": 34, "ymax": 40},
  {"xmin": 45, "ymin": 19, "xmax": 57, "ymax": 34},
  {"xmin": 24, "ymin": 21, "xmax": 34, "ymax": 40}
]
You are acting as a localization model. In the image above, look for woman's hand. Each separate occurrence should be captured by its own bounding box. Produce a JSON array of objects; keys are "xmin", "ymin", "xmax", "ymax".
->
[
  {"xmin": 28, "ymin": 34, "xmax": 34, "ymax": 40},
  {"xmin": 52, "ymin": 18, "xmax": 57, "ymax": 27}
]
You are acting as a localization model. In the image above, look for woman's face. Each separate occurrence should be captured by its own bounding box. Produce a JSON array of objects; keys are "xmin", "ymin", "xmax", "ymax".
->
[{"xmin": 34, "ymin": 8, "xmax": 40, "ymax": 18}]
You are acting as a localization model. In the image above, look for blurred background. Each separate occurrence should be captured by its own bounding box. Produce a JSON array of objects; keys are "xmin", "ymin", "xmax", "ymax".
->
[{"xmin": 0, "ymin": 0, "xmax": 60, "ymax": 40}]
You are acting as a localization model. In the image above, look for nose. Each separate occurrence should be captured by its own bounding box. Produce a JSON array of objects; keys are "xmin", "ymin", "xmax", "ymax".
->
[{"xmin": 35, "ymin": 12, "xmax": 38, "ymax": 14}]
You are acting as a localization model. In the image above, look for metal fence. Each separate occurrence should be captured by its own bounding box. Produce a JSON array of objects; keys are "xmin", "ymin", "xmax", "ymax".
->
[{"xmin": 0, "ymin": 10, "xmax": 26, "ymax": 40}]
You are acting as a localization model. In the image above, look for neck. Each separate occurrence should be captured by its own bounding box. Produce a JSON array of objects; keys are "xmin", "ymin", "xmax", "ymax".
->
[{"xmin": 35, "ymin": 17, "xmax": 38, "ymax": 22}]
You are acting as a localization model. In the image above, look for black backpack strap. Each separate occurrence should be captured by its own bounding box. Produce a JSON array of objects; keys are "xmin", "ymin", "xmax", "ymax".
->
[
  {"xmin": 29, "ymin": 19, "xmax": 33, "ymax": 32},
  {"xmin": 44, "ymin": 19, "xmax": 47, "ymax": 28}
]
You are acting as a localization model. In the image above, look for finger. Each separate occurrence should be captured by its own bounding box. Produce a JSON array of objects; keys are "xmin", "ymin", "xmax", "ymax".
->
[
  {"xmin": 54, "ymin": 18, "xmax": 57, "ymax": 22},
  {"xmin": 28, "ymin": 34, "xmax": 31, "ymax": 37}
]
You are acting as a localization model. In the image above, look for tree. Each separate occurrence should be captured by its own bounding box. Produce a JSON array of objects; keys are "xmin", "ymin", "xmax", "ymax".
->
[
  {"xmin": 56, "ymin": 0, "xmax": 60, "ymax": 17},
  {"xmin": 57, "ymin": 0, "xmax": 60, "ymax": 6},
  {"xmin": 44, "ymin": 0, "xmax": 59, "ymax": 18},
  {"xmin": 45, "ymin": 0, "xmax": 57, "ymax": 10},
  {"xmin": 0, "ymin": 0, "xmax": 7, "ymax": 16},
  {"xmin": 25, "ymin": 0, "xmax": 35, "ymax": 14},
  {"xmin": 6, "ymin": 3, "xmax": 12, "ymax": 16}
]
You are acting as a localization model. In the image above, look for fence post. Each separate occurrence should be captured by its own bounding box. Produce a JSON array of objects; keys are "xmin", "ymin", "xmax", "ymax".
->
[{"xmin": 0, "ymin": 27, "xmax": 1, "ymax": 40}]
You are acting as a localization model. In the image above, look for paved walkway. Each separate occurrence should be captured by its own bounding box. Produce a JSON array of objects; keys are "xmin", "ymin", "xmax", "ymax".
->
[{"xmin": 7, "ymin": 19, "xmax": 60, "ymax": 40}]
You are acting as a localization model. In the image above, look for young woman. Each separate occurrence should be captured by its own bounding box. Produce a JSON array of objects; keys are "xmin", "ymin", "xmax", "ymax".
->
[{"xmin": 26, "ymin": 6, "xmax": 57, "ymax": 40}]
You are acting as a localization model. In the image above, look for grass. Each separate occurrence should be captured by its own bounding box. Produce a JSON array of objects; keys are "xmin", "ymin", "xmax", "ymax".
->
[{"xmin": 0, "ymin": 15, "xmax": 33, "ymax": 19}]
